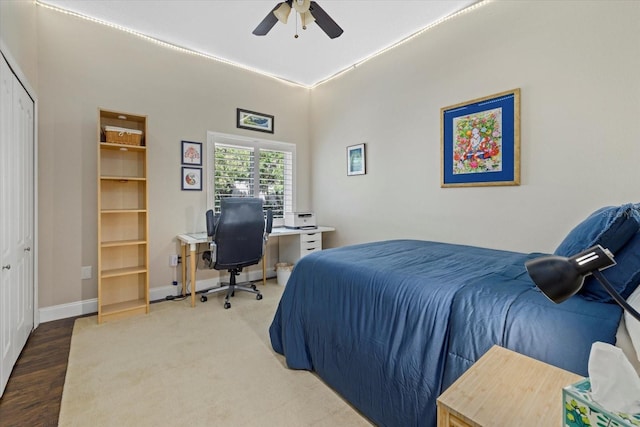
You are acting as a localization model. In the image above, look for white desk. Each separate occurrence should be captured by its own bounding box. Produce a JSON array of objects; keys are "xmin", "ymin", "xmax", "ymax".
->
[{"xmin": 177, "ymin": 226, "xmax": 335, "ymax": 307}]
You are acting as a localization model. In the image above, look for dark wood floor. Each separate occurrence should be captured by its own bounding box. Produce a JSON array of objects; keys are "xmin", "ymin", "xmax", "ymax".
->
[{"xmin": 0, "ymin": 316, "xmax": 76, "ymax": 427}]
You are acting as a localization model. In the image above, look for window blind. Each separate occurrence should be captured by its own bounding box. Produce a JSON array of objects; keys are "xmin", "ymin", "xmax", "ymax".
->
[{"xmin": 212, "ymin": 141, "xmax": 293, "ymax": 220}]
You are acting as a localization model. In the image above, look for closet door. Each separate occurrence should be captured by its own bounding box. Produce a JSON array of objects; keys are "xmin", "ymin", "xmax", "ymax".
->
[
  {"xmin": 0, "ymin": 53, "xmax": 15, "ymax": 396},
  {"xmin": 13, "ymin": 63, "xmax": 34, "ymax": 353},
  {"xmin": 0, "ymin": 54, "xmax": 35, "ymax": 397}
]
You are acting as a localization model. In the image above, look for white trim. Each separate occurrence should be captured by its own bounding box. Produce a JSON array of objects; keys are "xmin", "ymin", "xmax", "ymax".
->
[
  {"xmin": 38, "ymin": 269, "xmax": 277, "ymax": 323},
  {"xmin": 39, "ymin": 299, "xmax": 98, "ymax": 323}
]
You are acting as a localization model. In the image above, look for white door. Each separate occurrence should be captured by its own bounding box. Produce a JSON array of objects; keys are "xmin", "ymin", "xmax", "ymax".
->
[
  {"xmin": 13, "ymin": 62, "xmax": 34, "ymax": 353},
  {"xmin": 0, "ymin": 52, "xmax": 15, "ymax": 396},
  {"xmin": 0, "ymin": 53, "xmax": 35, "ymax": 397}
]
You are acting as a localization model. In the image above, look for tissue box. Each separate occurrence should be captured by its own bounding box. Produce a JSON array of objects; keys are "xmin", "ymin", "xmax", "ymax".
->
[{"xmin": 564, "ymin": 378, "xmax": 640, "ymax": 426}]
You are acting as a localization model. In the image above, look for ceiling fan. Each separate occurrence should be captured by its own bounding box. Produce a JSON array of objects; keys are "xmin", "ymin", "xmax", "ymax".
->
[{"xmin": 253, "ymin": 0, "xmax": 344, "ymax": 39}]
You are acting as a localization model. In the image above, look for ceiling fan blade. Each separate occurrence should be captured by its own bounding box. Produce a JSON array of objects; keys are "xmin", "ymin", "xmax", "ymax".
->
[
  {"xmin": 309, "ymin": 1, "xmax": 343, "ymax": 39},
  {"xmin": 252, "ymin": 3, "xmax": 281, "ymax": 36}
]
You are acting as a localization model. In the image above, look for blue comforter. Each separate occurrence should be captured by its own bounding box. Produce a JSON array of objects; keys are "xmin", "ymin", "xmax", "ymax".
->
[{"xmin": 269, "ymin": 240, "xmax": 622, "ymax": 426}]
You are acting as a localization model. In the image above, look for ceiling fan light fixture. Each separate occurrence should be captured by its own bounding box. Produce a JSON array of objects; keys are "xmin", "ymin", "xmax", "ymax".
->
[
  {"xmin": 292, "ymin": 0, "xmax": 311, "ymax": 14},
  {"xmin": 273, "ymin": 2, "xmax": 292, "ymax": 24},
  {"xmin": 301, "ymin": 11, "xmax": 315, "ymax": 30},
  {"xmin": 255, "ymin": 0, "xmax": 342, "ymax": 39}
]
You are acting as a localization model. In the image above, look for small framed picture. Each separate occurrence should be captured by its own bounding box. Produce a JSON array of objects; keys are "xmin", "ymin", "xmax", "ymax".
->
[
  {"xmin": 181, "ymin": 141, "xmax": 202, "ymax": 166},
  {"xmin": 237, "ymin": 108, "xmax": 274, "ymax": 134},
  {"xmin": 181, "ymin": 167, "xmax": 202, "ymax": 191},
  {"xmin": 347, "ymin": 143, "xmax": 366, "ymax": 176}
]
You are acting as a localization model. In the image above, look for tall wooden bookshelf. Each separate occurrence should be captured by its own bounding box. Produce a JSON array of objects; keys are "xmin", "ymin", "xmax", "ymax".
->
[{"xmin": 97, "ymin": 109, "xmax": 149, "ymax": 323}]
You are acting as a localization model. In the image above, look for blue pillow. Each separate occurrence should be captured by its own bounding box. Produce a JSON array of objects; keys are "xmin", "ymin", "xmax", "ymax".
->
[
  {"xmin": 559, "ymin": 203, "xmax": 640, "ymax": 302},
  {"xmin": 581, "ymin": 229, "xmax": 640, "ymax": 302},
  {"xmin": 554, "ymin": 204, "xmax": 639, "ymax": 257}
]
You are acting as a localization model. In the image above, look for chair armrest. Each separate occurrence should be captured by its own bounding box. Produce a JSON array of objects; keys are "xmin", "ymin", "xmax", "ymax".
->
[
  {"xmin": 206, "ymin": 209, "xmax": 219, "ymax": 238},
  {"xmin": 265, "ymin": 209, "xmax": 273, "ymax": 234}
]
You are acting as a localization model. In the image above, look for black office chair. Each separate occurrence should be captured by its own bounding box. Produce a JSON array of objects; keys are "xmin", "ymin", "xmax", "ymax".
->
[{"xmin": 200, "ymin": 197, "xmax": 273, "ymax": 309}]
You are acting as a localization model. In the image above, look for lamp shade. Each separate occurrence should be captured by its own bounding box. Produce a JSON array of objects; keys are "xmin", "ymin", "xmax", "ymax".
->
[
  {"xmin": 301, "ymin": 11, "xmax": 315, "ymax": 29},
  {"xmin": 525, "ymin": 244, "xmax": 640, "ymax": 322},
  {"xmin": 525, "ymin": 245, "xmax": 615, "ymax": 303},
  {"xmin": 292, "ymin": 0, "xmax": 311, "ymax": 14},
  {"xmin": 273, "ymin": 2, "xmax": 292, "ymax": 24}
]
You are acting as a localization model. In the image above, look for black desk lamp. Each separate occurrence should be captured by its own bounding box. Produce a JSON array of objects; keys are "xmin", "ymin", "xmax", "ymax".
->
[{"xmin": 525, "ymin": 244, "xmax": 640, "ymax": 322}]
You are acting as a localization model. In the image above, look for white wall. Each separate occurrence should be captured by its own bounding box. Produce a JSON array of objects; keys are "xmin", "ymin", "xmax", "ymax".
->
[
  {"xmin": 0, "ymin": 0, "xmax": 38, "ymax": 89},
  {"xmin": 310, "ymin": 0, "xmax": 640, "ymax": 254},
  {"xmin": 6, "ymin": 0, "xmax": 640, "ymax": 315},
  {"xmin": 36, "ymin": 7, "xmax": 311, "ymax": 309}
]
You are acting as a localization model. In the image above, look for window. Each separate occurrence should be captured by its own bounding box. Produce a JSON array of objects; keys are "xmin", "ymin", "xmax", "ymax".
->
[{"xmin": 207, "ymin": 132, "xmax": 295, "ymax": 226}]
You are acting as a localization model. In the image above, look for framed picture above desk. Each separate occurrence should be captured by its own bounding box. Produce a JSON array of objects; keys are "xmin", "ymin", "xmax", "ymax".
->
[{"xmin": 177, "ymin": 226, "xmax": 335, "ymax": 307}]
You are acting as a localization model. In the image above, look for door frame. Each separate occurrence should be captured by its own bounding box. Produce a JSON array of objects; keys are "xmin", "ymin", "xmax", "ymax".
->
[{"xmin": 1, "ymin": 40, "xmax": 39, "ymax": 329}]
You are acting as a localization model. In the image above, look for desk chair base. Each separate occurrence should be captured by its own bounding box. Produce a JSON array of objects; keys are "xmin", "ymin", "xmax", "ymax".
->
[{"xmin": 199, "ymin": 269, "xmax": 262, "ymax": 309}]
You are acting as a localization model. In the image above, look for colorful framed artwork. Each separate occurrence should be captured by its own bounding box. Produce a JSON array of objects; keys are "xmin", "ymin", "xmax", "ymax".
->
[
  {"xmin": 181, "ymin": 140, "xmax": 202, "ymax": 166},
  {"xmin": 236, "ymin": 108, "xmax": 274, "ymax": 134},
  {"xmin": 347, "ymin": 143, "xmax": 366, "ymax": 176},
  {"xmin": 441, "ymin": 88, "xmax": 520, "ymax": 187},
  {"xmin": 181, "ymin": 167, "xmax": 202, "ymax": 191}
]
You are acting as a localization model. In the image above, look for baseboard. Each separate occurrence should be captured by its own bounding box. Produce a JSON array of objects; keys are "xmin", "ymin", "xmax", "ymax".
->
[
  {"xmin": 38, "ymin": 269, "xmax": 277, "ymax": 323},
  {"xmin": 39, "ymin": 299, "xmax": 98, "ymax": 323}
]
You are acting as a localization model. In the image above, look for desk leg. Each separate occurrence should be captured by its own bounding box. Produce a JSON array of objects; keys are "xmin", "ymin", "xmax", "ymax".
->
[
  {"xmin": 181, "ymin": 243, "xmax": 187, "ymax": 297},
  {"xmin": 190, "ymin": 243, "xmax": 197, "ymax": 307},
  {"xmin": 262, "ymin": 255, "xmax": 266, "ymax": 286}
]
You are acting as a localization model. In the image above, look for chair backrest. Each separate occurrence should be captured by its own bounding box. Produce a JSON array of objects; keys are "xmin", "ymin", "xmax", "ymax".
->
[{"xmin": 208, "ymin": 197, "xmax": 266, "ymax": 271}]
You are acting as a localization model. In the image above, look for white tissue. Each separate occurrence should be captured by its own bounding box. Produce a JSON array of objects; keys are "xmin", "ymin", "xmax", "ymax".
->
[{"xmin": 589, "ymin": 341, "xmax": 640, "ymax": 414}]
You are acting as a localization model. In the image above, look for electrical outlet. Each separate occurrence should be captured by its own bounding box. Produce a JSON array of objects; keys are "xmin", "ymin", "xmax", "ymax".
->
[
  {"xmin": 169, "ymin": 254, "xmax": 178, "ymax": 267},
  {"xmin": 81, "ymin": 266, "xmax": 92, "ymax": 280}
]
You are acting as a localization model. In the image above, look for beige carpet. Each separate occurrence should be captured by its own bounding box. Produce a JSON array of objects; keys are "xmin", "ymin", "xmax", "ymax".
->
[{"xmin": 59, "ymin": 282, "xmax": 371, "ymax": 427}]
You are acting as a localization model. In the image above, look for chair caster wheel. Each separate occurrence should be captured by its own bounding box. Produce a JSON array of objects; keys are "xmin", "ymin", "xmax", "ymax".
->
[
  {"xmin": 251, "ymin": 284, "xmax": 257, "ymax": 290},
  {"xmin": 224, "ymin": 301, "xmax": 231, "ymax": 309},
  {"xmin": 200, "ymin": 295, "xmax": 208, "ymax": 302},
  {"xmin": 256, "ymin": 293, "xmax": 263, "ymax": 301}
]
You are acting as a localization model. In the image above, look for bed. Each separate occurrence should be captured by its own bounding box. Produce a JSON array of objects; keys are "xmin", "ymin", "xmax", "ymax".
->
[{"xmin": 269, "ymin": 204, "xmax": 640, "ymax": 426}]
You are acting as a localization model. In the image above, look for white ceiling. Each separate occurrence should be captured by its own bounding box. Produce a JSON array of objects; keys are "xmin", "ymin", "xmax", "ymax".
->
[{"xmin": 39, "ymin": 0, "xmax": 479, "ymax": 87}]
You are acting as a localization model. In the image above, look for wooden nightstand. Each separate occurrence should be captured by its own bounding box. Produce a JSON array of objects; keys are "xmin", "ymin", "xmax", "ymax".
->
[{"xmin": 436, "ymin": 345, "xmax": 582, "ymax": 427}]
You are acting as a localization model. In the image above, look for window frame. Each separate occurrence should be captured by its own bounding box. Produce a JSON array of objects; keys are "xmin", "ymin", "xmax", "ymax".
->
[{"xmin": 206, "ymin": 131, "xmax": 296, "ymax": 227}]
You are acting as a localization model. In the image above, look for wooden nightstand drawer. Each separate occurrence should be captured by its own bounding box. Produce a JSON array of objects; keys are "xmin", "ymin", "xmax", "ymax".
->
[{"xmin": 437, "ymin": 408, "xmax": 473, "ymax": 427}]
